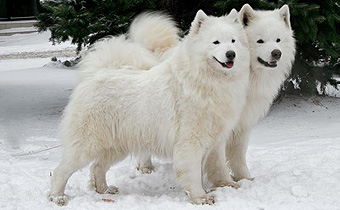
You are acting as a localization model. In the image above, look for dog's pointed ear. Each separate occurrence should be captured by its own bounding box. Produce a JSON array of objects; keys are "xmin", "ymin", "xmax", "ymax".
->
[
  {"xmin": 279, "ymin": 4, "xmax": 291, "ymax": 28},
  {"xmin": 227, "ymin": 9, "xmax": 239, "ymax": 23},
  {"xmin": 189, "ymin": 10, "xmax": 208, "ymax": 35},
  {"xmin": 239, "ymin": 4, "xmax": 255, "ymax": 27}
]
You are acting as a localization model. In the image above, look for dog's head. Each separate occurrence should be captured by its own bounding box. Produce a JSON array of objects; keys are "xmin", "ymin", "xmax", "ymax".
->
[
  {"xmin": 239, "ymin": 4, "xmax": 295, "ymax": 71},
  {"xmin": 185, "ymin": 9, "xmax": 249, "ymax": 76}
]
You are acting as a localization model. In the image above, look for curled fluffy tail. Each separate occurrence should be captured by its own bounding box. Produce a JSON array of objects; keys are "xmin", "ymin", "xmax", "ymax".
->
[
  {"xmin": 79, "ymin": 12, "xmax": 178, "ymax": 80},
  {"xmin": 129, "ymin": 12, "xmax": 179, "ymax": 59},
  {"xmin": 79, "ymin": 35, "xmax": 158, "ymax": 80}
]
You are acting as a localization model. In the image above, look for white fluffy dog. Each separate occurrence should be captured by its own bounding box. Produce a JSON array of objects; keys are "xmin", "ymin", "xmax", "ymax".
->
[
  {"xmin": 135, "ymin": 5, "xmax": 296, "ymax": 182},
  {"xmin": 48, "ymin": 10, "xmax": 250, "ymax": 205},
  {"xmin": 226, "ymin": 4, "xmax": 296, "ymax": 181}
]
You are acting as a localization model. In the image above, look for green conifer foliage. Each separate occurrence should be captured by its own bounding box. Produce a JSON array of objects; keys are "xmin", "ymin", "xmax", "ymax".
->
[{"xmin": 36, "ymin": 0, "xmax": 157, "ymax": 52}]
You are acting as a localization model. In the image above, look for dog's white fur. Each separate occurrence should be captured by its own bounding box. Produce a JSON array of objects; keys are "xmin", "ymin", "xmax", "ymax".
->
[
  {"xmin": 49, "ymin": 10, "xmax": 250, "ymax": 205},
  {"xmin": 226, "ymin": 4, "xmax": 296, "ymax": 181},
  {"xmin": 136, "ymin": 5, "xmax": 296, "ymax": 181},
  {"xmin": 79, "ymin": 35, "xmax": 158, "ymax": 80},
  {"xmin": 129, "ymin": 12, "xmax": 179, "ymax": 59},
  {"xmin": 79, "ymin": 12, "xmax": 178, "ymax": 80}
]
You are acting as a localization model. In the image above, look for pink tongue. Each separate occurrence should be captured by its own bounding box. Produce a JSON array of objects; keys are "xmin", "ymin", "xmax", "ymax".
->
[{"xmin": 226, "ymin": 62, "xmax": 234, "ymax": 68}]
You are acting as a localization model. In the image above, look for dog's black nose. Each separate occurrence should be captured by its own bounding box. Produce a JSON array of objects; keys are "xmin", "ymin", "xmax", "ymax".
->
[
  {"xmin": 271, "ymin": 49, "xmax": 282, "ymax": 60},
  {"xmin": 226, "ymin": 51, "xmax": 236, "ymax": 60}
]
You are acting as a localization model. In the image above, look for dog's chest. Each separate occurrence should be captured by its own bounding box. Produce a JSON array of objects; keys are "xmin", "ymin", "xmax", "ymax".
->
[{"xmin": 243, "ymin": 69, "xmax": 286, "ymax": 126}]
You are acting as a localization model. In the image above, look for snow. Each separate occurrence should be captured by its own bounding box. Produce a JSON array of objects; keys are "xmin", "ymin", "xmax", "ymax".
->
[
  {"xmin": 317, "ymin": 79, "xmax": 340, "ymax": 97},
  {"xmin": 0, "ymin": 26, "xmax": 37, "ymax": 33},
  {"xmin": 1, "ymin": 32, "xmax": 340, "ymax": 210},
  {"xmin": 0, "ymin": 31, "xmax": 76, "ymax": 58}
]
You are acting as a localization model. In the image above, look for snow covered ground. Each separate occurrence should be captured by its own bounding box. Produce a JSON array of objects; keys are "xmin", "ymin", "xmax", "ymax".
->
[{"xmin": 0, "ymin": 32, "xmax": 339, "ymax": 210}]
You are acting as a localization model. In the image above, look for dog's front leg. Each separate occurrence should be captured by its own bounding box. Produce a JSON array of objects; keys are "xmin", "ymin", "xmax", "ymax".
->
[
  {"xmin": 226, "ymin": 128, "xmax": 254, "ymax": 181},
  {"xmin": 137, "ymin": 153, "xmax": 153, "ymax": 174},
  {"xmin": 173, "ymin": 141, "xmax": 214, "ymax": 205},
  {"xmin": 205, "ymin": 140, "xmax": 239, "ymax": 189}
]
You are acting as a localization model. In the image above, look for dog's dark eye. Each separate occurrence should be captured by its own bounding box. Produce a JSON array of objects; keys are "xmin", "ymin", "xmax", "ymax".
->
[
  {"xmin": 257, "ymin": 39, "xmax": 264, "ymax": 44},
  {"xmin": 231, "ymin": 39, "xmax": 235, "ymax": 43},
  {"xmin": 213, "ymin": 40, "xmax": 220, "ymax": 45},
  {"xmin": 276, "ymin": 38, "xmax": 281, "ymax": 43}
]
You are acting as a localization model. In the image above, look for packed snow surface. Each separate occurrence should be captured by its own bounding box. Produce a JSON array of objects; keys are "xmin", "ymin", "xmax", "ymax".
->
[{"xmin": 0, "ymin": 32, "xmax": 339, "ymax": 210}]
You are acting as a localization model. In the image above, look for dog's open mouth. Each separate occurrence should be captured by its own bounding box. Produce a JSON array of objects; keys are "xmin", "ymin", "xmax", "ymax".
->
[
  {"xmin": 258, "ymin": 57, "xmax": 278, "ymax": 68},
  {"xmin": 214, "ymin": 57, "xmax": 234, "ymax": 68}
]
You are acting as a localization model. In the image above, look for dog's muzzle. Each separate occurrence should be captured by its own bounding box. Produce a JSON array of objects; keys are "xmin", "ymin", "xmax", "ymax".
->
[
  {"xmin": 214, "ymin": 50, "xmax": 236, "ymax": 68},
  {"xmin": 258, "ymin": 49, "xmax": 282, "ymax": 68},
  {"xmin": 214, "ymin": 57, "xmax": 234, "ymax": 68},
  {"xmin": 257, "ymin": 57, "xmax": 278, "ymax": 68}
]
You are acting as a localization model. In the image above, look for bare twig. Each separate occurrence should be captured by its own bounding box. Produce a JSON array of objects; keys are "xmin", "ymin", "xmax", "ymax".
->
[{"xmin": 11, "ymin": 144, "xmax": 62, "ymax": 157}]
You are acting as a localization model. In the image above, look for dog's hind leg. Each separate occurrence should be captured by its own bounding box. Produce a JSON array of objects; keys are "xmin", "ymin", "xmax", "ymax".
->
[
  {"xmin": 205, "ymin": 141, "xmax": 239, "ymax": 189},
  {"xmin": 89, "ymin": 148, "xmax": 127, "ymax": 194},
  {"xmin": 48, "ymin": 147, "xmax": 92, "ymax": 206},
  {"xmin": 136, "ymin": 153, "xmax": 153, "ymax": 174},
  {"xmin": 226, "ymin": 129, "xmax": 254, "ymax": 181}
]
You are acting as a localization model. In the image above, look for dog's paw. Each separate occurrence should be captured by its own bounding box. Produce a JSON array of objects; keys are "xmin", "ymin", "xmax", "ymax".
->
[
  {"xmin": 214, "ymin": 180, "xmax": 240, "ymax": 189},
  {"xmin": 205, "ymin": 188, "xmax": 216, "ymax": 193},
  {"xmin": 204, "ymin": 195, "xmax": 215, "ymax": 205},
  {"xmin": 104, "ymin": 186, "xmax": 119, "ymax": 194},
  {"xmin": 232, "ymin": 175, "xmax": 255, "ymax": 182},
  {"xmin": 48, "ymin": 194, "xmax": 68, "ymax": 206},
  {"xmin": 191, "ymin": 195, "xmax": 215, "ymax": 205},
  {"xmin": 137, "ymin": 165, "xmax": 153, "ymax": 174}
]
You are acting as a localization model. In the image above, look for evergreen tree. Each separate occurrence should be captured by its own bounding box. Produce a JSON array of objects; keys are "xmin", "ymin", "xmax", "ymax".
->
[
  {"xmin": 35, "ymin": 0, "xmax": 157, "ymax": 52},
  {"xmin": 282, "ymin": 0, "xmax": 340, "ymax": 95}
]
